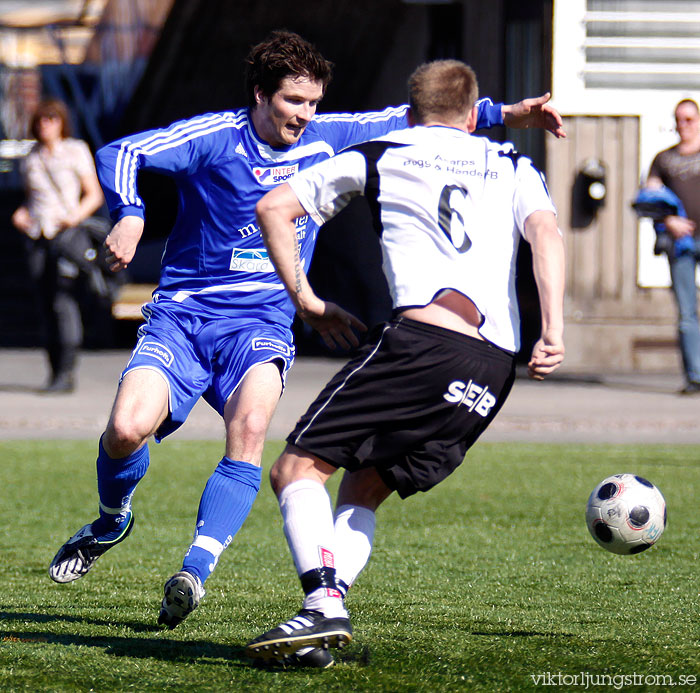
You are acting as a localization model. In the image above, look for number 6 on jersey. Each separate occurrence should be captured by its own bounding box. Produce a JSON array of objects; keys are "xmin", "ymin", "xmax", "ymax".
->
[{"xmin": 438, "ymin": 184, "xmax": 472, "ymax": 252}]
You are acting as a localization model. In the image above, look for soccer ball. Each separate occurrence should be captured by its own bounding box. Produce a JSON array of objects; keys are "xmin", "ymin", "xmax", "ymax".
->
[{"xmin": 585, "ymin": 474, "xmax": 666, "ymax": 555}]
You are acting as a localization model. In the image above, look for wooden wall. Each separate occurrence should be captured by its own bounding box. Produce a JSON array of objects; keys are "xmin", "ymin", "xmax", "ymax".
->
[{"xmin": 546, "ymin": 115, "xmax": 681, "ymax": 373}]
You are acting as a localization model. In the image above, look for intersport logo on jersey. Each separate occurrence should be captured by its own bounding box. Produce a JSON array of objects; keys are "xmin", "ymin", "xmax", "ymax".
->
[{"xmin": 253, "ymin": 163, "xmax": 299, "ymax": 185}]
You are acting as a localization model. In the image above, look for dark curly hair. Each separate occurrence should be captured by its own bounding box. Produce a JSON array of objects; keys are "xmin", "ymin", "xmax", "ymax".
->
[{"xmin": 245, "ymin": 30, "xmax": 333, "ymax": 108}]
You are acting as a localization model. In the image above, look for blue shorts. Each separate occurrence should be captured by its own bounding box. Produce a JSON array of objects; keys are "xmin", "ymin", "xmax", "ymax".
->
[{"xmin": 122, "ymin": 300, "xmax": 295, "ymax": 441}]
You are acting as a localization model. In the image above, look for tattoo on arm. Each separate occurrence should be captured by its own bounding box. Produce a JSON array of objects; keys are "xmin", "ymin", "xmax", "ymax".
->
[{"xmin": 294, "ymin": 233, "xmax": 302, "ymax": 297}]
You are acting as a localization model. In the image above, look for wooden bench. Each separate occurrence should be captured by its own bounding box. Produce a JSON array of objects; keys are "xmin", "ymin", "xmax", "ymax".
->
[{"xmin": 111, "ymin": 283, "xmax": 156, "ymax": 320}]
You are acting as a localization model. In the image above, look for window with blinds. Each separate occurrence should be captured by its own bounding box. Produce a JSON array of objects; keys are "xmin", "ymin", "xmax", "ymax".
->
[{"xmin": 583, "ymin": 0, "xmax": 700, "ymax": 89}]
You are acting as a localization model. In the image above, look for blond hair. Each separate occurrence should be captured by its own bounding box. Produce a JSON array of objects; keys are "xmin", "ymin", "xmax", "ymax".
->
[{"xmin": 408, "ymin": 60, "xmax": 478, "ymax": 125}]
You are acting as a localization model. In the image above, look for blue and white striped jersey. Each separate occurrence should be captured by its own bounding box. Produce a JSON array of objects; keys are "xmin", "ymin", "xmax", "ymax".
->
[{"xmin": 96, "ymin": 100, "xmax": 503, "ymax": 326}]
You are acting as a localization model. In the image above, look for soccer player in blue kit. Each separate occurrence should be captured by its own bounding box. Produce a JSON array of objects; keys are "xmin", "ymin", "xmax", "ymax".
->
[{"xmin": 48, "ymin": 30, "xmax": 565, "ymax": 637}]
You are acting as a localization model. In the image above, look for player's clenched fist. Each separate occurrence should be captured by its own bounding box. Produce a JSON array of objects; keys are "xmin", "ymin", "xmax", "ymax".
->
[{"xmin": 105, "ymin": 215, "xmax": 145, "ymax": 271}]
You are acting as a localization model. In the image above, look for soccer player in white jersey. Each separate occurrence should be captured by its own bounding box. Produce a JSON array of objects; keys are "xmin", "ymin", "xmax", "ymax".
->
[
  {"xmin": 47, "ymin": 29, "xmax": 564, "ymax": 653},
  {"xmin": 246, "ymin": 59, "xmax": 565, "ymax": 663}
]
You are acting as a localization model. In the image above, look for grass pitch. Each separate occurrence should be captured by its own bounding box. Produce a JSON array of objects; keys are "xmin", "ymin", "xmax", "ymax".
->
[{"xmin": 0, "ymin": 440, "xmax": 698, "ymax": 692}]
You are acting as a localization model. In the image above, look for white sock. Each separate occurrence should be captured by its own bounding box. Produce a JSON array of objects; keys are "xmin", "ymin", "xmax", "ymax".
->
[
  {"xmin": 279, "ymin": 479, "xmax": 346, "ymax": 618},
  {"xmin": 334, "ymin": 504, "xmax": 376, "ymax": 590},
  {"xmin": 279, "ymin": 479, "xmax": 335, "ymax": 574}
]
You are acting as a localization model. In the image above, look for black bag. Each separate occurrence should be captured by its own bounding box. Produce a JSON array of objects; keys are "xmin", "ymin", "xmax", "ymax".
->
[
  {"xmin": 35, "ymin": 150, "xmax": 119, "ymax": 299},
  {"xmin": 52, "ymin": 217, "xmax": 120, "ymax": 298}
]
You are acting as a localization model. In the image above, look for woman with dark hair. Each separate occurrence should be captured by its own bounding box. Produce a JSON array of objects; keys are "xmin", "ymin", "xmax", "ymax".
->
[{"xmin": 11, "ymin": 98, "xmax": 104, "ymax": 393}]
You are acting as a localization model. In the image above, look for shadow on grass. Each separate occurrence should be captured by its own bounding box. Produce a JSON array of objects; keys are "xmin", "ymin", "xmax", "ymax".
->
[
  {"xmin": 0, "ymin": 611, "xmax": 158, "ymax": 633},
  {"xmin": 0, "ymin": 611, "xmax": 373, "ymax": 670},
  {"xmin": 472, "ymin": 630, "xmax": 575, "ymax": 638},
  {"xmin": 0, "ymin": 627, "xmax": 372, "ymax": 671},
  {"xmin": 0, "ymin": 628, "xmax": 252, "ymax": 666}
]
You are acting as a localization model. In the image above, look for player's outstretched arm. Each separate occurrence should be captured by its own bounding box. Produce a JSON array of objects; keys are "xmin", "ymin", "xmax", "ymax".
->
[
  {"xmin": 104, "ymin": 215, "xmax": 145, "ymax": 272},
  {"xmin": 524, "ymin": 210, "xmax": 565, "ymax": 380},
  {"xmin": 502, "ymin": 93, "xmax": 566, "ymax": 139},
  {"xmin": 256, "ymin": 184, "xmax": 366, "ymax": 349}
]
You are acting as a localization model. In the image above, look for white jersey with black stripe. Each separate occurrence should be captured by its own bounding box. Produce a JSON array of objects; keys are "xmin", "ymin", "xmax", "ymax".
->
[{"xmin": 288, "ymin": 125, "xmax": 557, "ymax": 353}]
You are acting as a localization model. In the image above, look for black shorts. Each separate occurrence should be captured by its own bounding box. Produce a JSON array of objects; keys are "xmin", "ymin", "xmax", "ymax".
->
[{"xmin": 287, "ymin": 317, "xmax": 516, "ymax": 498}]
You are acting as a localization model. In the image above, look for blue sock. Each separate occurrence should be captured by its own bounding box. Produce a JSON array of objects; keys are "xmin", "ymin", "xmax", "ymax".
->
[
  {"xmin": 182, "ymin": 457, "xmax": 262, "ymax": 584},
  {"xmin": 92, "ymin": 437, "xmax": 150, "ymax": 537}
]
